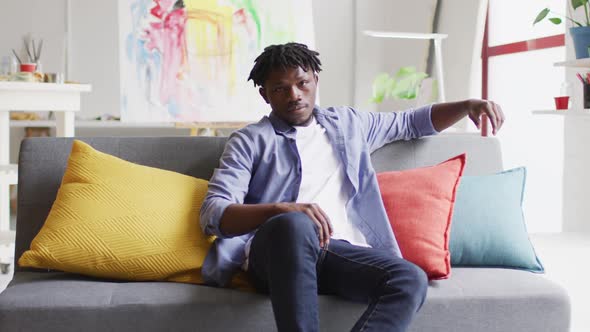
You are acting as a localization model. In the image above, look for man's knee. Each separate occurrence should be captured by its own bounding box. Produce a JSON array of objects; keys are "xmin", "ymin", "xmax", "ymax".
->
[
  {"xmin": 386, "ymin": 260, "xmax": 428, "ymax": 309},
  {"xmin": 261, "ymin": 211, "xmax": 319, "ymax": 245}
]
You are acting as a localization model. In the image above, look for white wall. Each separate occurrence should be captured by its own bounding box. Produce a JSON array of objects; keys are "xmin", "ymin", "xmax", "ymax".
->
[
  {"xmin": 71, "ymin": 0, "xmax": 359, "ymax": 118},
  {"xmin": 3, "ymin": 0, "xmax": 489, "ymax": 164},
  {"xmin": 438, "ymin": 0, "xmax": 487, "ymax": 101},
  {"xmin": 0, "ymin": 0, "xmax": 67, "ymax": 75},
  {"xmin": 312, "ymin": 0, "xmax": 356, "ymax": 107},
  {"xmin": 437, "ymin": 0, "xmax": 488, "ymax": 131},
  {"xmin": 69, "ymin": 0, "xmax": 120, "ymax": 120},
  {"xmin": 0, "ymin": 1, "xmax": 485, "ymax": 119},
  {"xmin": 0, "ymin": 0, "xmax": 359, "ymax": 119},
  {"xmin": 354, "ymin": 0, "xmax": 437, "ymax": 113},
  {"xmin": 0, "ymin": 0, "xmax": 119, "ymax": 120},
  {"xmin": 563, "ymin": 7, "xmax": 590, "ymax": 232}
]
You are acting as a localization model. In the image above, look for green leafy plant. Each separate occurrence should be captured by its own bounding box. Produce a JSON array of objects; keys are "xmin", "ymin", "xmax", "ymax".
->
[
  {"xmin": 534, "ymin": 0, "xmax": 590, "ymax": 27},
  {"xmin": 370, "ymin": 66, "xmax": 429, "ymax": 104}
]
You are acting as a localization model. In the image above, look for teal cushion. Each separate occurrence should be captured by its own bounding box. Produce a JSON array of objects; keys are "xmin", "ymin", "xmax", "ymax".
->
[{"xmin": 449, "ymin": 167, "xmax": 544, "ymax": 272}]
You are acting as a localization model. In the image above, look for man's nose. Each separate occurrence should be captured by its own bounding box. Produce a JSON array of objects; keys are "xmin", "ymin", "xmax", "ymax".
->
[{"xmin": 287, "ymin": 86, "xmax": 301, "ymax": 100}]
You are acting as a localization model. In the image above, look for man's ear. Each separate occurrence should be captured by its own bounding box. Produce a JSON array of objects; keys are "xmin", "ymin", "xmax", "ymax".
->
[
  {"xmin": 314, "ymin": 73, "xmax": 319, "ymax": 84},
  {"xmin": 259, "ymin": 87, "xmax": 269, "ymax": 104}
]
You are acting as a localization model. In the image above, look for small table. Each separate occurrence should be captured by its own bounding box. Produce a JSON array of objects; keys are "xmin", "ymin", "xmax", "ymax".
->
[{"xmin": 0, "ymin": 82, "xmax": 92, "ymax": 231}]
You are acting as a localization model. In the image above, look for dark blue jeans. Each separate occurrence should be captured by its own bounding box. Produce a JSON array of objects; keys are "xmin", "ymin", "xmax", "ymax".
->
[{"xmin": 247, "ymin": 212, "xmax": 428, "ymax": 332}]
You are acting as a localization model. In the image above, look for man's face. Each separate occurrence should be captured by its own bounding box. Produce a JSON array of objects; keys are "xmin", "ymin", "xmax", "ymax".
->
[{"xmin": 259, "ymin": 66, "xmax": 318, "ymax": 126}]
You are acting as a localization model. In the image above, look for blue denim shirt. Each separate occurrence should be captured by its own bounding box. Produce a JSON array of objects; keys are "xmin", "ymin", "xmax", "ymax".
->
[{"xmin": 200, "ymin": 105, "xmax": 437, "ymax": 286}]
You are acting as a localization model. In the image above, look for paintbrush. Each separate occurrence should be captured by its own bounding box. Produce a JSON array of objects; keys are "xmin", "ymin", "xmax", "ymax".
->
[
  {"xmin": 23, "ymin": 37, "xmax": 32, "ymax": 63},
  {"xmin": 36, "ymin": 39, "xmax": 43, "ymax": 63},
  {"xmin": 11, "ymin": 49, "xmax": 22, "ymax": 64}
]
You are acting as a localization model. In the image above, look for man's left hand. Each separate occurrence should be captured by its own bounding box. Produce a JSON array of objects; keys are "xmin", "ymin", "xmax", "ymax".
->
[{"xmin": 465, "ymin": 99, "xmax": 505, "ymax": 135}]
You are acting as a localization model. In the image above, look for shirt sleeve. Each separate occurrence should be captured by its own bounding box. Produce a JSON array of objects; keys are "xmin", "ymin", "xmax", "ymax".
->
[
  {"xmin": 200, "ymin": 130, "xmax": 255, "ymax": 238},
  {"xmin": 354, "ymin": 104, "xmax": 439, "ymax": 153}
]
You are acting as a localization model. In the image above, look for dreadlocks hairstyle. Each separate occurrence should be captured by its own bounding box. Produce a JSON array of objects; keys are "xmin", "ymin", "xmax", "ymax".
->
[{"xmin": 247, "ymin": 42, "xmax": 322, "ymax": 87}]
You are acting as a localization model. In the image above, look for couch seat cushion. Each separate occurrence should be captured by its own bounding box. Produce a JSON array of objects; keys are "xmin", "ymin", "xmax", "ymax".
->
[{"xmin": 0, "ymin": 269, "xmax": 569, "ymax": 332}]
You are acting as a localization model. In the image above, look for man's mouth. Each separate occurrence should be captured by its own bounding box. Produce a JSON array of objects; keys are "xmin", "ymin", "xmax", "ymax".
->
[{"xmin": 288, "ymin": 104, "xmax": 307, "ymax": 112}]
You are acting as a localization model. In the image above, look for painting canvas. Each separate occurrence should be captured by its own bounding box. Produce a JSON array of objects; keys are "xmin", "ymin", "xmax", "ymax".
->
[{"xmin": 119, "ymin": 0, "xmax": 315, "ymax": 122}]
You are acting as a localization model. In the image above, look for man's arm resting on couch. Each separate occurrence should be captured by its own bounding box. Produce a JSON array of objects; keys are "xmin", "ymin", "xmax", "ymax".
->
[{"xmin": 430, "ymin": 99, "xmax": 505, "ymax": 134}]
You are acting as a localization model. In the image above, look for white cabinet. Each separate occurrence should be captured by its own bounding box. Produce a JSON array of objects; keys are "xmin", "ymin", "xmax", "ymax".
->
[{"xmin": 0, "ymin": 82, "xmax": 91, "ymax": 231}]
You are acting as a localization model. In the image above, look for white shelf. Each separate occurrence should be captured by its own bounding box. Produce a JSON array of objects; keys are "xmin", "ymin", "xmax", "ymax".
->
[
  {"xmin": 9, "ymin": 120, "xmax": 176, "ymax": 128},
  {"xmin": 9, "ymin": 121, "xmax": 54, "ymax": 128},
  {"xmin": 77, "ymin": 121, "xmax": 175, "ymax": 128},
  {"xmin": 0, "ymin": 82, "xmax": 91, "ymax": 92},
  {"xmin": 0, "ymin": 165, "xmax": 17, "ymax": 185},
  {"xmin": 532, "ymin": 110, "xmax": 590, "ymax": 116},
  {"xmin": 0, "ymin": 82, "xmax": 91, "ymax": 232},
  {"xmin": 363, "ymin": 30, "xmax": 448, "ymax": 40},
  {"xmin": 0, "ymin": 82, "xmax": 91, "ymax": 113},
  {"xmin": 554, "ymin": 58, "xmax": 590, "ymax": 68}
]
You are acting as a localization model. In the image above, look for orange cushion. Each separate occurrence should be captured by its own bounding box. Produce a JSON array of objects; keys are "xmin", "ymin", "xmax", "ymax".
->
[{"xmin": 377, "ymin": 154, "xmax": 466, "ymax": 280}]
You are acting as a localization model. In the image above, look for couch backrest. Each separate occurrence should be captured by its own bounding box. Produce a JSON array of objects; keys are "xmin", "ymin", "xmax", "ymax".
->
[
  {"xmin": 15, "ymin": 134, "xmax": 502, "ymax": 270},
  {"xmin": 371, "ymin": 134, "xmax": 503, "ymax": 174}
]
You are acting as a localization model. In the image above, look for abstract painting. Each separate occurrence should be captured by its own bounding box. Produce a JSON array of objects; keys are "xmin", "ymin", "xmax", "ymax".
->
[{"xmin": 119, "ymin": 0, "xmax": 315, "ymax": 122}]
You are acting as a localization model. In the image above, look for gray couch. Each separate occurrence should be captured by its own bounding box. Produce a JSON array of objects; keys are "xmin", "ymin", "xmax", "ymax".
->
[{"xmin": 0, "ymin": 135, "xmax": 570, "ymax": 332}]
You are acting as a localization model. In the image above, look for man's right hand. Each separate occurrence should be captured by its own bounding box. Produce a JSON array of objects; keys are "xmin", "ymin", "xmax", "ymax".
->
[
  {"xmin": 276, "ymin": 203, "xmax": 333, "ymax": 248},
  {"xmin": 219, "ymin": 202, "xmax": 333, "ymax": 247}
]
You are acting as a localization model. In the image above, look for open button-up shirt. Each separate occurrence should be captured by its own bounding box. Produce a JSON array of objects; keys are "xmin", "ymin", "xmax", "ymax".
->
[{"xmin": 200, "ymin": 105, "xmax": 437, "ymax": 286}]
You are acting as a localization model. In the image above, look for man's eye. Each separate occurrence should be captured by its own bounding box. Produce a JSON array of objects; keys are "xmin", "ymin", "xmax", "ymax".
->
[
  {"xmin": 300, "ymin": 81, "xmax": 309, "ymax": 86},
  {"xmin": 273, "ymin": 87, "xmax": 284, "ymax": 92}
]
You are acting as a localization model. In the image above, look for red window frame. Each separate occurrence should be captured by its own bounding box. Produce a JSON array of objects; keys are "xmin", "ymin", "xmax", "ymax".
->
[
  {"xmin": 479, "ymin": 4, "xmax": 565, "ymax": 135},
  {"xmin": 481, "ymin": 7, "xmax": 565, "ymax": 100}
]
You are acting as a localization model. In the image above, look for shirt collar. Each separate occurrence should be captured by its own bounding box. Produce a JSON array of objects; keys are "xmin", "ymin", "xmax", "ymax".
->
[
  {"xmin": 268, "ymin": 105, "xmax": 319, "ymax": 136},
  {"xmin": 269, "ymin": 106, "xmax": 337, "ymax": 137}
]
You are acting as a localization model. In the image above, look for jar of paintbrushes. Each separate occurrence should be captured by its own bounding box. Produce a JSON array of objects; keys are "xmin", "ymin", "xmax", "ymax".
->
[
  {"xmin": 576, "ymin": 72, "xmax": 590, "ymax": 109},
  {"xmin": 11, "ymin": 36, "xmax": 43, "ymax": 82}
]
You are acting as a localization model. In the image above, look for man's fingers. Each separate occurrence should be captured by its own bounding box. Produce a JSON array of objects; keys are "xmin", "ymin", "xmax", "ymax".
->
[
  {"xmin": 310, "ymin": 204, "xmax": 331, "ymax": 247},
  {"xmin": 468, "ymin": 112, "xmax": 481, "ymax": 128},
  {"xmin": 494, "ymin": 102, "xmax": 505, "ymax": 132},
  {"xmin": 484, "ymin": 102, "xmax": 499, "ymax": 135},
  {"xmin": 488, "ymin": 101, "xmax": 505, "ymax": 135},
  {"xmin": 492, "ymin": 103, "xmax": 502, "ymax": 134},
  {"xmin": 470, "ymin": 100, "xmax": 505, "ymax": 135},
  {"xmin": 312, "ymin": 207, "xmax": 330, "ymax": 247},
  {"xmin": 304, "ymin": 209, "xmax": 325, "ymax": 247},
  {"xmin": 296, "ymin": 203, "xmax": 332, "ymax": 248},
  {"xmin": 316, "ymin": 206, "xmax": 333, "ymax": 236}
]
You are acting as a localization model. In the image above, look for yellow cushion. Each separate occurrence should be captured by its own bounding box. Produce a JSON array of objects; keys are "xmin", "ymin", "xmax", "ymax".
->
[{"xmin": 19, "ymin": 140, "xmax": 214, "ymax": 284}]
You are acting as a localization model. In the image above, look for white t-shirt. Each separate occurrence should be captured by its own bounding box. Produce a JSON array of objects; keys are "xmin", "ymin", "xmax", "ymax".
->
[
  {"xmin": 293, "ymin": 116, "xmax": 369, "ymax": 247},
  {"xmin": 243, "ymin": 116, "xmax": 369, "ymax": 270}
]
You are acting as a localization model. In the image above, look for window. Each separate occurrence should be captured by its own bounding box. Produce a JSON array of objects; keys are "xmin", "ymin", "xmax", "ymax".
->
[{"xmin": 483, "ymin": 0, "xmax": 565, "ymax": 232}]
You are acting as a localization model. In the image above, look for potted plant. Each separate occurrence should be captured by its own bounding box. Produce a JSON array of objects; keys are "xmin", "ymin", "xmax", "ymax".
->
[
  {"xmin": 370, "ymin": 66, "xmax": 434, "ymax": 104},
  {"xmin": 534, "ymin": 0, "xmax": 590, "ymax": 58}
]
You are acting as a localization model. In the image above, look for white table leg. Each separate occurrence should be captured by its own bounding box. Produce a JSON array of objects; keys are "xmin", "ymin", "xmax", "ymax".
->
[
  {"xmin": 0, "ymin": 111, "xmax": 10, "ymax": 231},
  {"xmin": 0, "ymin": 183, "xmax": 9, "ymax": 232},
  {"xmin": 434, "ymin": 39, "xmax": 446, "ymax": 103},
  {"xmin": 0, "ymin": 111, "xmax": 8, "ymax": 165},
  {"xmin": 55, "ymin": 111, "xmax": 75, "ymax": 137}
]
